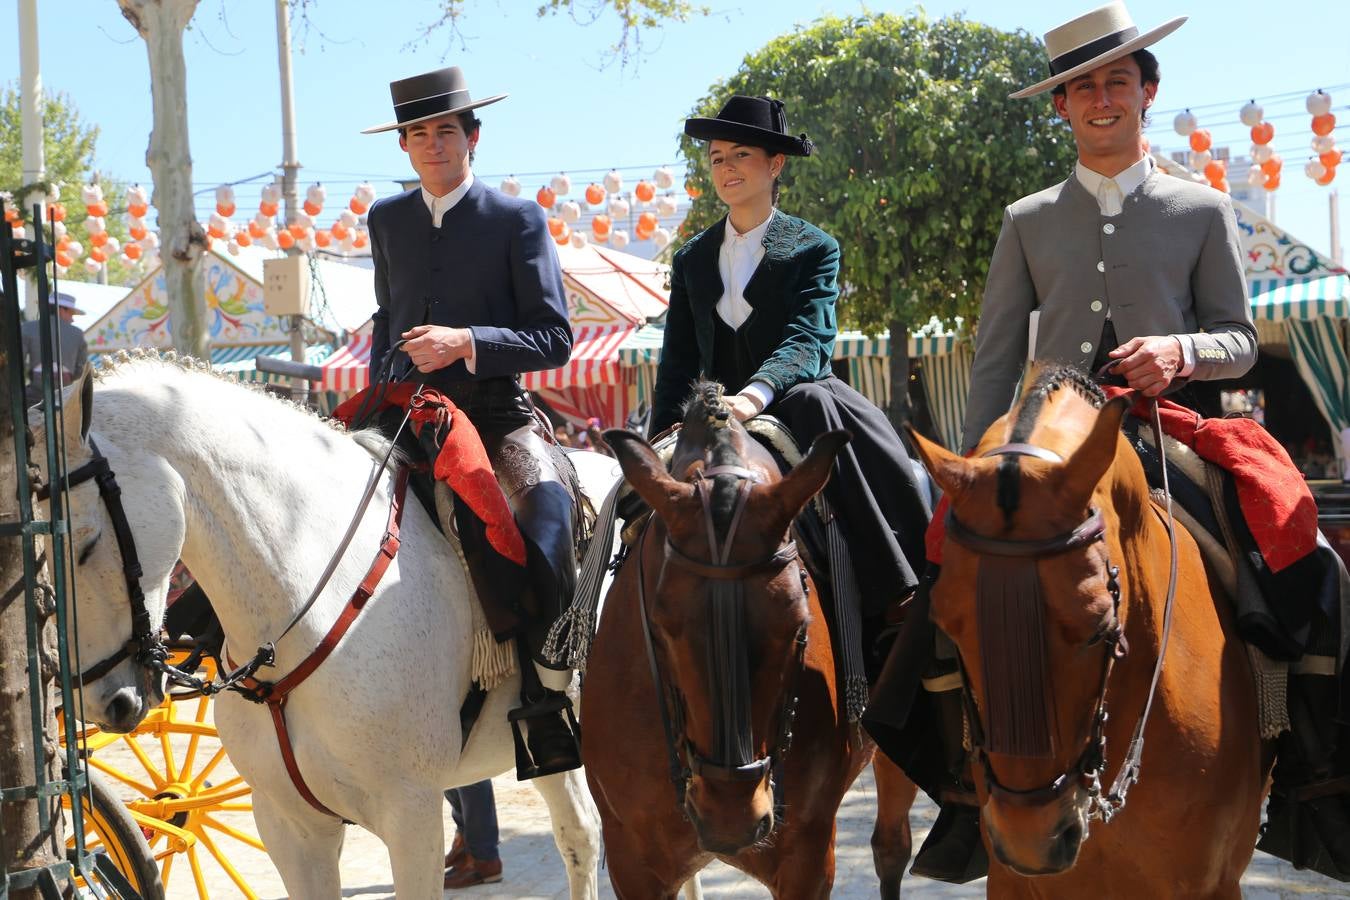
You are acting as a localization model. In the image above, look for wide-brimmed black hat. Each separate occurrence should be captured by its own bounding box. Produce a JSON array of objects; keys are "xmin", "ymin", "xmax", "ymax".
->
[
  {"xmin": 362, "ymin": 66, "xmax": 507, "ymax": 135},
  {"xmin": 684, "ymin": 96, "xmax": 813, "ymax": 157}
]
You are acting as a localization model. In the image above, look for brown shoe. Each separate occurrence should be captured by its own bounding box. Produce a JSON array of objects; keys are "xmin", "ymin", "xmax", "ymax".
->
[
  {"xmin": 443, "ymin": 832, "xmax": 467, "ymax": 872},
  {"xmin": 443, "ymin": 853, "xmax": 503, "ymax": 890}
]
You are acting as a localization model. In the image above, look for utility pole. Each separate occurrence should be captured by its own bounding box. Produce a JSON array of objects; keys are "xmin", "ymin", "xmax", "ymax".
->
[
  {"xmin": 276, "ymin": 0, "xmax": 308, "ymax": 404},
  {"xmin": 1331, "ymin": 189, "xmax": 1343, "ymax": 266},
  {"xmin": 18, "ymin": 0, "xmax": 45, "ymax": 320}
]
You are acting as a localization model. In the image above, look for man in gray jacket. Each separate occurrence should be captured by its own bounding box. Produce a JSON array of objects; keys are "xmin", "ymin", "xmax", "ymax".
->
[
  {"xmin": 961, "ymin": 5, "xmax": 1254, "ymax": 453},
  {"xmin": 910, "ymin": 3, "xmax": 1350, "ymax": 883}
]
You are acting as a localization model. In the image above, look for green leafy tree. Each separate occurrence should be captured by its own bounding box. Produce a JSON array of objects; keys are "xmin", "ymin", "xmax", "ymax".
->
[
  {"xmin": 677, "ymin": 13, "xmax": 1077, "ymax": 419},
  {"xmin": 0, "ymin": 85, "xmax": 133, "ymax": 285}
]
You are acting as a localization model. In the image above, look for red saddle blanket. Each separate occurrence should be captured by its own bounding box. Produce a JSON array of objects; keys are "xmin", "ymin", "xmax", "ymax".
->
[
  {"xmin": 925, "ymin": 392, "xmax": 1318, "ymax": 573},
  {"xmin": 333, "ymin": 384, "xmax": 527, "ymax": 566}
]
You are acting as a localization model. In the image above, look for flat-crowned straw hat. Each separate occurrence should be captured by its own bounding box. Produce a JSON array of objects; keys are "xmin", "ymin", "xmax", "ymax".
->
[
  {"xmin": 362, "ymin": 66, "xmax": 506, "ymax": 135},
  {"xmin": 684, "ymin": 96, "xmax": 814, "ymax": 157},
  {"xmin": 1011, "ymin": 2, "xmax": 1186, "ymax": 99}
]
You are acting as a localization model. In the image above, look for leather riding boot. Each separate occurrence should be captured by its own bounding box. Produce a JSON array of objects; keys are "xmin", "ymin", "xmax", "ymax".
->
[
  {"xmin": 910, "ymin": 653, "xmax": 989, "ymax": 884},
  {"xmin": 508, "ymin": 642, "xmax": 582, "ymax": 780},
  {"xmin": 1260, "ymin": 667, "xmax": 1350, "ymax": 882}
]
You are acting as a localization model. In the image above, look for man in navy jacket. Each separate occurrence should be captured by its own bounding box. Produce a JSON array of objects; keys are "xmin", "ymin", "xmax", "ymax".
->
[{"xmin": 363, "ymin": 67, "xmax": 580, "ymax": 780}]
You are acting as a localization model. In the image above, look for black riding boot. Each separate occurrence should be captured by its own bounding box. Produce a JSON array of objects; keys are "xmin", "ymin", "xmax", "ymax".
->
[
  {"xmin": 1259, "ymin": 666, "xmax": 1350, "ymax": 881},
  {"xmin": 909, "ymin": 648, "xmax": 988, "ymax": 884},
  {"xmin": 507, "ymin": 634, "xmax": 582, "ymax": 780}
]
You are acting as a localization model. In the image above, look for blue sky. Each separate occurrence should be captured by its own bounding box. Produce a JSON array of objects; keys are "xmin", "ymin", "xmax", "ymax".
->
[{"xmin": 3, "ymin": 0, "xmax": 1347, "ymax": 261}]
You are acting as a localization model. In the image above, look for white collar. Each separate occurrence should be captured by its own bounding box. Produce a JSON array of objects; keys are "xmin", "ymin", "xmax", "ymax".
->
[
  {"xmin": 1075, "ymin": 155, "xmax": 1153, "ymax": 200},
  {"xmin": 421, "ymin": 170, "xmax": 474, "ymax": 215},
  {"xmin": 723, "ymin": 209, "xmax": 775, "ymax": 247}
]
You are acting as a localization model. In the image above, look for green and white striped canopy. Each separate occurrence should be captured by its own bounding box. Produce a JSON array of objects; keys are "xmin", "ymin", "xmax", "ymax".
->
[{"xmin": 1248, "ymin": 275, "xmax": 1350, "ymax": 322}]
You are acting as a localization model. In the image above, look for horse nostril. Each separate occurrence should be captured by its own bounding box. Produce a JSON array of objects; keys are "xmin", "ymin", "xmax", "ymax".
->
[
  {"xmin": 105, "ymin": 688, "xmax": 139, "ymax": 728},
  {"xmin": 1052, "ymin": 821, "xmax": 1084, "ymax": 866}
]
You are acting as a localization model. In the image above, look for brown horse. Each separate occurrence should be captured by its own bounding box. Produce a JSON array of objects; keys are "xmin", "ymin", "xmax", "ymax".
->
[
  {"xmin": 909, "ymin": 366, "xmax": 1268, "ymax": 898},
  {"xmin": 584, "ymin": 383, "xmax": 917, "ymax": 898}
]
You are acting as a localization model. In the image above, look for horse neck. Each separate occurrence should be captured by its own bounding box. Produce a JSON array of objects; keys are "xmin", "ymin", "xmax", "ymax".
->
[
  {"xmin": 99, "ymin": 367, "xmax": 389, "ymax": 655},
  {"xmin": 1105, "ymin": 442, "xmax": 1193, "ymax": 711}
]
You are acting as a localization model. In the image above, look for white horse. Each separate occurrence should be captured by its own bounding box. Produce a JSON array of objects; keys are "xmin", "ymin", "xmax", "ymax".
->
[{"xmin": 35, "ymin": 354, "xmax": 620, "ymax": 899}]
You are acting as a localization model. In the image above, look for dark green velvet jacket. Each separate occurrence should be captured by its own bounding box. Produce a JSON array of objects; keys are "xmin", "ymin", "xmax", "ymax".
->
[{"xmin": 650, "ymin": 212, "xmax": 840, "ymax": 435}]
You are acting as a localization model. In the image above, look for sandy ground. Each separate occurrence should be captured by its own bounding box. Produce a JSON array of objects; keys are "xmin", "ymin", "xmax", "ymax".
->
[{"xmin": 87, "ymin": 722, "xmax": 1350, "ymax": 899}]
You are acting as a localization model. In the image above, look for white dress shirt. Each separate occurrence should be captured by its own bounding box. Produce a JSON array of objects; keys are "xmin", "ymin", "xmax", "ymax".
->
[
  {"xmin": 419, "ymin": 171, "xmax": 477, "ymax": 370},
  {"xmin": 1075, "ymin": 155, "xmax": 1195, "ymax": 376},
  {"xmin": 717, "ymin": 210, "xmax": 776, "ymax": 409},
  {"xmin": 421, "ymin": 171, "xmax": 474, "ymax": 227}
]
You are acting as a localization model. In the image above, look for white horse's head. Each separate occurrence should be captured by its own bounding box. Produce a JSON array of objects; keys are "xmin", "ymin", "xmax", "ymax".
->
[{"xmin": 31, "ymin": 368, "xmax": 184, "ymax": 732}]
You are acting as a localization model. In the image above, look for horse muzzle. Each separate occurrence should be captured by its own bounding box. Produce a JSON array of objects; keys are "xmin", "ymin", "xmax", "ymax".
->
[
  {"xmin": 985, "ymin": 800, "xmax": 1088, "ymax": 876},
  {"xmin": 90, "ymin": 663, "xmax": 164, "ymax": 733},
  {"xmin": 685, "ymin": 767, "xmax": 775, "ymax": 855}
]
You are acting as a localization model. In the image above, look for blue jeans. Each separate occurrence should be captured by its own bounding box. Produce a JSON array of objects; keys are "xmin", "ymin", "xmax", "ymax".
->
[{"xmin": 446, "ymin": 780, "xmax": 499, "ymax": 862}]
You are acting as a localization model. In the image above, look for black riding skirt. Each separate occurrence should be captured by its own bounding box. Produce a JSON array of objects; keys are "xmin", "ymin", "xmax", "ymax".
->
[{"xmin": 769, "ymin": 376, "xmax": 930, "ymax": 615}]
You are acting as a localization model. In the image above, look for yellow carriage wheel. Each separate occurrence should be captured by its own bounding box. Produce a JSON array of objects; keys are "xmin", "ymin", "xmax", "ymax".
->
[
  {"xmin": 67, "ymin": 767, "xmax": 166, "ymax": 900},
  {"xmin": 64, "ymin": 645, "xmax": 273, "ymax": 899}
]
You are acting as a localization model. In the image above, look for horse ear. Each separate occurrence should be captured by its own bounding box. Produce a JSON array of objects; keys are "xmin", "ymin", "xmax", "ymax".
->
[
  {"xmin": 604, "ymin": 429, "xmax": 692, "ymax": 517},
  {"xmin": 906, "ymin": 425, "xmax": 973, "ymax": 502},
  {"xmin": 61, "ymin": 366, "xmax": 94, "ymax": 455},
  {"xmin": 1059, "ymin": 395, "xmax": 1129, "ymax": 506},
  {"xmin": 768, "ymin": 429, "xmax": 851, "ymax": 523}
]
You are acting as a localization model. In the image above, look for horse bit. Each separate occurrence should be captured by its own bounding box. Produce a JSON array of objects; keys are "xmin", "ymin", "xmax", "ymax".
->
[
  {"xmin": 944, "ymin": 400, "xmax": 1180, "ymax": 824},
  {"xmin": 636, "ymin": 458, "xmax": 809, "ymax": 820}
]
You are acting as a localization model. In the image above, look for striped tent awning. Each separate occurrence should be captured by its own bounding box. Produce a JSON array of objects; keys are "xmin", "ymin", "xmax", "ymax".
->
[
  {"xmin": 319, "ymin": 334, "xmax": 374, "ymax": 393},
  {"xmin": 210, "ymin": 344, "xmax": 332, "ymax": 383},
  {"xmin": 520, "ymin": 325, "xmax": 635, "ymax": 391},
  {"xmin": 1249, "ymin": 275, "xmax": 1350, "ymax": 322}
]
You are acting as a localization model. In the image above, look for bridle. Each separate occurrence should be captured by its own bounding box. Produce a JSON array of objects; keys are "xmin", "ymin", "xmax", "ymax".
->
[
  {"xmin": 46, "ymin": 394, "xmax": 419, "ymax": 701},
  {"xmin": 38, "ymin": 438, "xmax": 174, "ymax": 687},
  {"xmin": 945, "ymin": 399, "xmax": 1179, "ymax": 824},
  {"xmin": 637, "ymin": 460, "xmax": 809, "ymax": 821}
]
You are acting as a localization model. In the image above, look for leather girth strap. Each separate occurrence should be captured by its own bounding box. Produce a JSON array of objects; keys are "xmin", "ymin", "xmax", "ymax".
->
[{"xmin": 231, "ymin": 465, "xmax": 410, "ymax": 819}]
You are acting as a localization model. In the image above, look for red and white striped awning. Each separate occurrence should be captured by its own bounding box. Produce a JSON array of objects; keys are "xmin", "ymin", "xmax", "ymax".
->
[
  {"xmin": 319, "ymin": 334, "xmax": 373, "ymax": 393},
  {"xmin": 316, "ymin": 326, "xmax": 634, "ymax": 395},
  {"xmin": 520, "ymin": 325, "xmax": 634, "ymax": 391}
]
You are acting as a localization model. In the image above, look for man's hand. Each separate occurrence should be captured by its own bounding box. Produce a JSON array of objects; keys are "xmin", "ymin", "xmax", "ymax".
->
[
  {"xmin": 401, "ymin": 324, "xmax": 473, "ymax": 373},
  {"xmin": 1106, "ymin": 335, "xmax": 1184, "ymax": 397},
  {"xmin": 726, "ymin": 392, "xmax": 765, "ymax": 422}
]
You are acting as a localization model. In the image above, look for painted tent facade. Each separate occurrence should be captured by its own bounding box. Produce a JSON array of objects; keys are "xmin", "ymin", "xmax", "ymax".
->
[{"xmin": 81, "ymin": 246, "xmax": 386, "ymax": 385}]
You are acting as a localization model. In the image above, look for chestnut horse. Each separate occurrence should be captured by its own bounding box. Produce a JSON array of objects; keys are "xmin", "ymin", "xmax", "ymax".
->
[
  {"xmin": 583, "ymin": 384, "xmax": 917, "ymax": 898},
  {"xmin": 910, "ymin": 366, "xmax": 1267, "ymax": 898}
]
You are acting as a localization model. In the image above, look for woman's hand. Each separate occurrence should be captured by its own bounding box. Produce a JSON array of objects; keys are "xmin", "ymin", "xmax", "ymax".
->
[{"xmin": 727, "ymin": 392, "xmax": 766, "ymax": 422}]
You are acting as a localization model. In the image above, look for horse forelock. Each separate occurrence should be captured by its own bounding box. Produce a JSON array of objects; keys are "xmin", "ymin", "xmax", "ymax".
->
[{"xmin": 993, "ymin": 365, "xmax": 1107, "ymax": 523}]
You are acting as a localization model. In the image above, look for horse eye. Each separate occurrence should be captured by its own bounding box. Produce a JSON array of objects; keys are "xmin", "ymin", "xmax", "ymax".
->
[{"xmin": 77, "ymin": 531, "xmax": 102, "ymax": 565}]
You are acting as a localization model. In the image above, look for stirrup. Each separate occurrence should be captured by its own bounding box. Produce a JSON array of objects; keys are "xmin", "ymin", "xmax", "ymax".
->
[
  {"xmin": 507, "ymin": 692, "xmax": 582, "ymax": 780},
  {"xmin": 1257, "ymin": 780, "xmax": 1350, "ymax": 882}
]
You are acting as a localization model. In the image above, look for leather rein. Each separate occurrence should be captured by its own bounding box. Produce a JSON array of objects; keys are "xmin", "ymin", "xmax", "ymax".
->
[
  {"xmin": 946, "ymin": 400, "xmax": 1179, "ymax": 823},
  {"xmin": 637, "ymin": 461, "xmax": 808, "ymax": 818},
  {"xmin": 50, "ymin": 405, "xmax": 420, "ymax": 819}
]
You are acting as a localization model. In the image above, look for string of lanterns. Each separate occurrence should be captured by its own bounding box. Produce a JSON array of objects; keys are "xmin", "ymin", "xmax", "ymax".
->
[
  {"xmin": 1172, "ymin": 89, "xmax": 1343, "ymax": 193},
  {"xmin": 1304, "ymin": 90, "xmax": 1340, "ymax": 187},
  {"xmin": 500, "ymin": 165, "xmax": 692, "ymax": 251}
]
